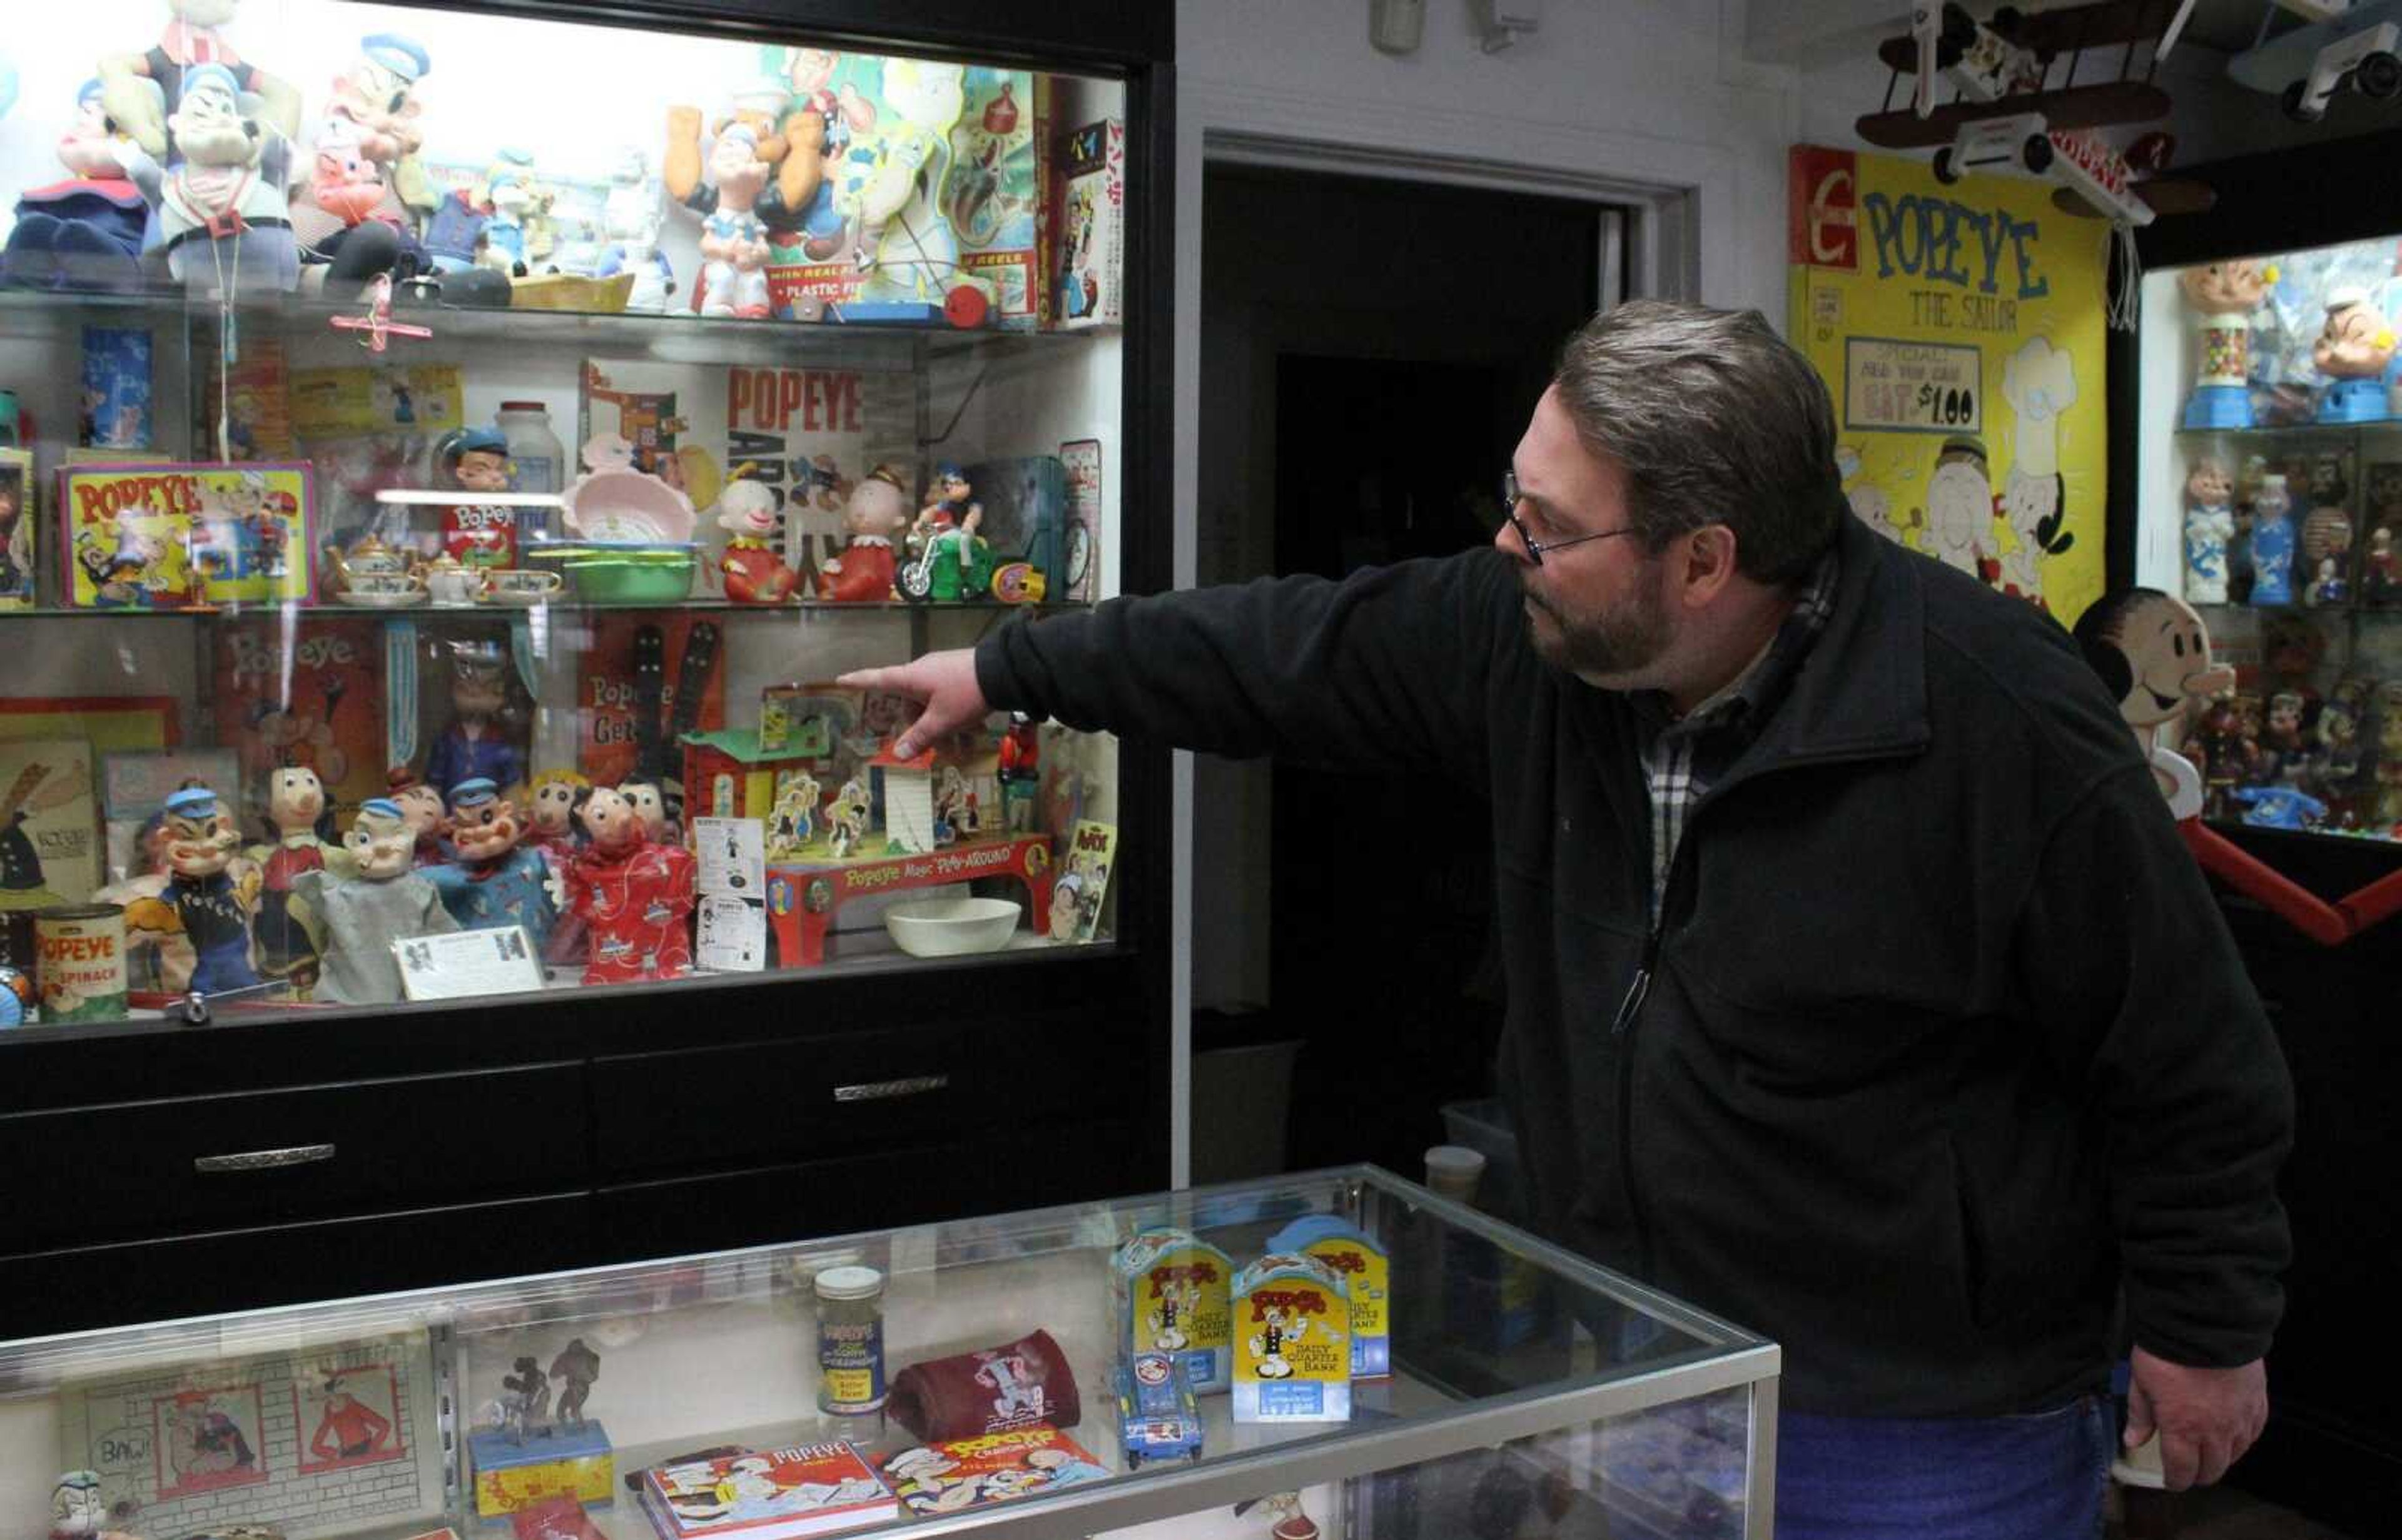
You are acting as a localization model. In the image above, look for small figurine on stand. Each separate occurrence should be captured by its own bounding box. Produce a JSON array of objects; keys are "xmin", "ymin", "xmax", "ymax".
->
[
  {"xmin": 998, "ymin": 714, "xmax": 1040, "ymax": 833},
  {"xmin": 2250, "ymin": 474, "xmax": 2296, "ymax": 606},
  {"xmin": 2262, "ymin": 689, "xmax": 2313, "ymax": 779},
  {"xmin": 250, "ymin": 766, "xmax": 338, "ymax": 991},
  {"xmin": 568, "ymin": 784, "xmax": 695, "ymax": 984},
  {"xmin": 716, "ymin": 479, "xmax": 799, "ymax": 602},
  {"xmin": 500, "ymin": 1355, "xmax": 550, "ymax": 1445},
  {"xmin": 291, "ymin": 798, "xmax": 459, "ymax": 1004},
  {"xmin": 2177, "ymin": 260, "xmax": 2275, "ymax": 430},
  {"xmin": 438, "ymin": 426, "xmax": 518, "ymax": 570},
  {"xmin": 2316, "ymin": 286, "xmax": 2398, "ymax": 423},
  {"xmin": 2364, "ymin": 525, "xmax": 2400, "ymax": 605},
  {"xmin": 116, "ymin": 63, "xmax": 300, "ymax": 296},
  {"xmin": 549, "ymin": 1339, "xmax": 600, "ymax": 1431},
  {"xmin": 2183, "ymin": 458, "xmax": 2236, "ymax": 604},
  {"xmin": 2308, "ymin": 554, "xmax": 2349, "ymax": 607},
  {"xmin": 425, "ymin": 642, "xmax": 525, "ymax": 803},
  {"xmin": 2, "ymin": 80, "xmax": 150, "ymax": 292},
  {"xmin": 2311, "ymin": 695, "xmax": 2368, "ymax": 820},
  {"xmin": 427, "ymin": 779, "xmax": 560, "ymax": 953},
  {"xmin": 824, "ymin": 776, "xmax": 871, "ymax": 858},
  {"xmin": 597, "ymin": 146, "xmax": 674, "ymax": 312},
  {"xmin": 816, "ymin": 467, "xmax": 910, "ymax": 602}
]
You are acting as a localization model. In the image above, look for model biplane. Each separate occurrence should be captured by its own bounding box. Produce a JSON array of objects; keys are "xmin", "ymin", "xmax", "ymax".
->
[{"xmin": 1860, "ymin": 1, "xmax": 2214, "ymax": 221}]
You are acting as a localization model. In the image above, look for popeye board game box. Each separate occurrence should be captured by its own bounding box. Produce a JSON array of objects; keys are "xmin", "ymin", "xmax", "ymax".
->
[{"xmin": 58, "ymin": 461, "xmax": 315, "ymax": 607}]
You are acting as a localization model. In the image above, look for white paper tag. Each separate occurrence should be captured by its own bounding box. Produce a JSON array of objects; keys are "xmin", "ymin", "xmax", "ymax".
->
[
  {"xmin": 393, "ymin": 926, "xmax": 548, "ymax": 1000},
  {"xmin": 694, "ymin": 816, "xmax": 767, "ymax": 898},
  {"xmin": 696, "ymin": 894, "xmax": 768, "ymax": 971}
]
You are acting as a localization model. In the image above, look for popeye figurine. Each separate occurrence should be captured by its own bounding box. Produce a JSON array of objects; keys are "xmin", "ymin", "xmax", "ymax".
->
[
  {"xmin": 160, "ymin": 785, "xmax": 261, "ymax": 995},
  {"xmin": 427, "ymin": 778, "xmax": 560, "ymax": 952},
  {"xmin": 425, "ymin": 644, "xmax": 524, "ymax": 802}
]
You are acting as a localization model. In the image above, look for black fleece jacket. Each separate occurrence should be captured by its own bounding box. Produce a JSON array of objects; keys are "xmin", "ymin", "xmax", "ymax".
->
[{"xmin": 977, "ymin": 512, "xmax": 2293, "ymax": 1416}]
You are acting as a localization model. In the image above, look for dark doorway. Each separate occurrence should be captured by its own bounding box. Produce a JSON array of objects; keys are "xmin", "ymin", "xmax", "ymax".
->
[{"xmin": 1192, "ymin": 164, "xmax": 1614, "ymax": 1181}]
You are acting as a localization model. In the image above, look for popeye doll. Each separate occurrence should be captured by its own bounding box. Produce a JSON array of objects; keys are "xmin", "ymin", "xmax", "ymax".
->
[
  {"xmin": 158, "ymin": 785, "xmax": 261, "ymax": 995},
  {"xmin": 424, "ymin": 643, "xmax": 525, "ymax": 801},
  {"xmin": 427, "ymin": 778, "xmax": 559, "ymax": 952}
]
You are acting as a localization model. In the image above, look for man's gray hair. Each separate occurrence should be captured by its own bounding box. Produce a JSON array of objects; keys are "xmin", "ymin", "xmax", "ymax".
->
[{"xmin": 1553, "ymin": 300, "xmax": 1845, "ymax": 585}]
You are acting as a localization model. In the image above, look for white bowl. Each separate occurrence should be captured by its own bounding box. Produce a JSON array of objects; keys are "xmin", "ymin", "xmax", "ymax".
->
[{"xmin": 884, "ymin": 896, "xmax": 1022, "ymax": 958}]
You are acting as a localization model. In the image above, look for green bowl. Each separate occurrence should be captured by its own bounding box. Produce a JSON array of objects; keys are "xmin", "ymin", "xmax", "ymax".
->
[{"xmin": 562, "ymin": 546, "xmax": 697, "ymax": 603}]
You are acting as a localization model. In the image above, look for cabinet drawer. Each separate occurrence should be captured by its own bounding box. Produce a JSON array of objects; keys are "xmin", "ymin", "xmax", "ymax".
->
[
  {"xmin": 0, "ymin": 1063, "xmax": 587, "ymax": 1252},
  {"xmin": 592, "ymin": 1026, "xmax": 966, "ymax": 1176},
  {"xmin": 0, "ymin": 1193, "xmax": 592, "ymax": 1338}
]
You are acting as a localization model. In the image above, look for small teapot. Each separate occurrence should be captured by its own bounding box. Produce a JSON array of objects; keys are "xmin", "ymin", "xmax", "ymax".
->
[
  {"xmin": 329, "ymin": 533, "xmax": 417, "ymax": 594},
  {"xmin": 423, "ymin": 552, "xmax": 489, "ymax": 607}
]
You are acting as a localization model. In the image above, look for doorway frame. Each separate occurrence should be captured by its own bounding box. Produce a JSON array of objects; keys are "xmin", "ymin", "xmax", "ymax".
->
[{"xmin": 1167, "ymin": 76, "xmax": 1733, "ymax": 1189}]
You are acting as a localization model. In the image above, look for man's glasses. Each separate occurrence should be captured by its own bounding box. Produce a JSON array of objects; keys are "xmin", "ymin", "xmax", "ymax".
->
[{"xmin": 1502, "ymin": 472, "xmax": 1639, "ymax": 566}]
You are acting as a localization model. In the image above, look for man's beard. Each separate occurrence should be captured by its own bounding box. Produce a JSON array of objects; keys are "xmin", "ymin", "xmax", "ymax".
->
[{"xmin": 1522, "ymin": 577, "xmax": 1671, "ymax": 681}]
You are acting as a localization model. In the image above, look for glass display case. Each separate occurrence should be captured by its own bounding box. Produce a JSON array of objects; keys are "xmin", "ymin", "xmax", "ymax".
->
[
  {"xmin": 0, "ymin": 0, "xmax": 1140, "ymax": 1031},
  {"xmin": 0, "ymin": 0, "xmax": 1172, "ymax": 1340},
  {"xmin": 2136, "ymin": 237, "xmax": 2402, "ymax": 844},
  {"xmin": 0, "ymin": 1166, "xmax": 1781, "ymax": 1540}
]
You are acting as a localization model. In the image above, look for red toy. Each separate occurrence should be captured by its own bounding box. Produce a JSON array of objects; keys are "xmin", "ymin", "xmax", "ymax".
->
[
  {"xmin": 815, "ymin": 466, "xmax": 909, "ymax": 602},
  {"xmin": 567, "ymin": 783, "xmax": 695, "ymax": 983},
  {"xmin": 2076, "ymin": 589, "xmax": 2402, "ymax": 945}
]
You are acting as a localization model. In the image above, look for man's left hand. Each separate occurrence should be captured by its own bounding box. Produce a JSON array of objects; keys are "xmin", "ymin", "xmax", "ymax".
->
[{"xmin": 2126, "ymin": 1345, "xmax": 2269, "ymax": 1489}]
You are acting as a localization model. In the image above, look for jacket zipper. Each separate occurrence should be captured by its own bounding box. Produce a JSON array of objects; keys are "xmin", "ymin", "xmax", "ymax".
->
[{"xmin": 1599, "ymin": 739, "xmax": 1909, "ymax": 1286}]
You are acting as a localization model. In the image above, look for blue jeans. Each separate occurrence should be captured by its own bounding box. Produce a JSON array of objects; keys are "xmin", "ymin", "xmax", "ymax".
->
[{"xmin": 1773, "ymin": 1396, "xmax": 2113, "ymax": 1539}]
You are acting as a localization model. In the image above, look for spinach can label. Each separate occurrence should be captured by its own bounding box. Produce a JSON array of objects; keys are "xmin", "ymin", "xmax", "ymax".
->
[
  {"xmin": 36, "ymin": 904, "xmax": 127, "ymax": 1022},
  {"xmin": 817, "ymin": 1316, "xmax": 886, "ymax": 1414}
]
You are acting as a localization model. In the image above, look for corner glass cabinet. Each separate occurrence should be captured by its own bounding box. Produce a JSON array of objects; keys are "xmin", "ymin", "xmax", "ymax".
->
[
  {"xmin": 0, "ymin": 1167, "xmax": 1781, "ymax": 1540},
  {"xmin": 0, "ymin": 0, "xmax": 1136, "ymax": 1035},
  {"xmin": 2137, "ymin": 236, "xmax": 2402, "ymax": 844}
]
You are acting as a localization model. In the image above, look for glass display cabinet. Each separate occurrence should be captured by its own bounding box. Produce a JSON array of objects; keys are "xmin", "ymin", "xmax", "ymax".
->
[
  {"xmin": 0, "ymin": 1167, "xmax": 1781, "ymax": 1540},
  {"xmin": 2136, "ymin": 238, "xmax": 2402, "ymax": 844},
  {"xmin": 0, "ymin": 0, "xmax": 1173, "ymax": 1335}
]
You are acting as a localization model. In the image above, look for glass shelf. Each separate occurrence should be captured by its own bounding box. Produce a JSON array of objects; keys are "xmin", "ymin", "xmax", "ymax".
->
[
  {"xmin": 0, "ymin": 288, "xmax": 1095, "ymax": 368},
  {"xmin": 2174, "ymin": 417, "xmax": 2402, "ymax": 441},
  {"xmin": 0, "ymin": 598, "xmax": 1082, "ymax": 619}
]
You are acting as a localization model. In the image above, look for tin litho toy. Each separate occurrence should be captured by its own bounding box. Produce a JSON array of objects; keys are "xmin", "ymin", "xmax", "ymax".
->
[
  {"xmin": 469, "ymin": 1350, "xmax": 614, "ymax": 1517},
  {"xmin": 1267, "ymin": 1215, "xmax": 1392, "ymax": 1379},
  {"xmin": 1112, "ymin": 1227, "xmax": 1234, "ymax": 1394},
  {"xmin": 62, "ymin": 462, "xmax": 312, "ymax": 607},
  {"xmin": 1115, "ymin": 1353, "xmax": 1202, "ymax": 1467},
  {"xmin": 1230, "ymin": 1252, "xmax": 1352, "ymax": 1424}
]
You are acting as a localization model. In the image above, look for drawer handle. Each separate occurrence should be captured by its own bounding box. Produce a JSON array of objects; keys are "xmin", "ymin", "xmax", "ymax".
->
[
  {"xmin": 833, "ymin": 1075, "xmax": 948, "ymax": 1103},
  {"xmin": 194, "ymin": 1143, "xmax": 337, "ymax": 1173}
]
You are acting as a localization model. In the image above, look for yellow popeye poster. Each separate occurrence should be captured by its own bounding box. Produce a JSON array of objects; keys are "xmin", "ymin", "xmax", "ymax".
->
[{"xmin": 1787, "ymin": 144, "xmax": 2109, "ymax": 626}]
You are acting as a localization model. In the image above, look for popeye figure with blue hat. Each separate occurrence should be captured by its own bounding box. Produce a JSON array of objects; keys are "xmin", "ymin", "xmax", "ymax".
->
[
  {"xmin": 425, "ymin": 644, "xmax": 525, "ymax": 801},
  {"xmin": 160, "ymin": 786, "xmax": 261, "ymax": 995},
  {"xmin": 427, "ymin": 779, "xmax": 560, "ymax": 951},
  {"xmin": 116, "ymin": 61, "xmax": 298, "ymax": 295}
]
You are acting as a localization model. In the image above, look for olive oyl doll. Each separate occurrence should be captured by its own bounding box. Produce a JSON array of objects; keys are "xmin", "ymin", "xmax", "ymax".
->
[{"xmin": 567, "ymin": 783, "xmax": 695, "ymax": 984}]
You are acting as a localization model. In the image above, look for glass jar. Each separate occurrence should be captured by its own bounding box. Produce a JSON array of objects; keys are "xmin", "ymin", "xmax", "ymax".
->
[
  {"xmin": 497, "ymin": 400, "xmax": 565, "ymax": 496},
  {"xmin": 815, "ymin": 1264, "xmax": 886, "ymax": 1416}
]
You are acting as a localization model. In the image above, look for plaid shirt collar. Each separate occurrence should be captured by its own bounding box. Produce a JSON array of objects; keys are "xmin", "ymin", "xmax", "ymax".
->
[
  {"xmin": 1631, "ymin": 545, "xmax": 1841, "ymax": 915},
  {"xmin": 1636, "ymin": 545, "xmax": 1841, "ymax": 741}
]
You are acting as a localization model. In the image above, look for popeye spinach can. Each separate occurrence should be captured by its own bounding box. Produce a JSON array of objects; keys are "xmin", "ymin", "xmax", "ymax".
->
[{"xmin": 35, "ymin": 904, "xmax": 127, "ymax": 1022}]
